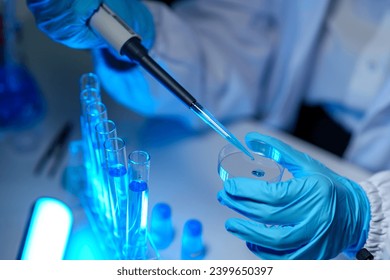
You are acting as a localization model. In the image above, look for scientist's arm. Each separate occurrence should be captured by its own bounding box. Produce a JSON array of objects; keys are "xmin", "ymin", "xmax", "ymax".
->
[
  {"xmin": 27, "ymin": 0, "xmax": 278, "ymax": 126},
  {"xmin": 217, "ymin": 132, "xmax": 390, "ymax": 259}
]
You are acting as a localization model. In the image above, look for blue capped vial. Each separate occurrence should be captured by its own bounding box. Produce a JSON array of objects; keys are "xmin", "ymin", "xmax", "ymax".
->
[
  {"xmin": 150, "ymin": 203, "xmax": 175, "ymax": 250},
  {"xmin": 181, "ymin": 219, "xmax": 205, "ymax": 260}
]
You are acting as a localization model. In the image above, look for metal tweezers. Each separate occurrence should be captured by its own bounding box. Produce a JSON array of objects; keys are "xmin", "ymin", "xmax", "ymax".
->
[{"xmin": 34, "ymin": 121, "xmax": 73, "ymax": 177}]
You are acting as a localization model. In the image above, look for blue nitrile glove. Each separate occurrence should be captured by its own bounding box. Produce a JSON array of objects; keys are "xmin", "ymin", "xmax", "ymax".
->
[
  {"xmin": 26, "ymin": 0, "xmax": 155, "ymax": 49},
  {"xmin": 217, "ymin": 132, "xmax": 371, "ymax": 260}
]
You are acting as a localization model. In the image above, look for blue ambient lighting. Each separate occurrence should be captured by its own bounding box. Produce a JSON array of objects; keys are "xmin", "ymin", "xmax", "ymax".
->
[
  {"xmin": 64, "ymin": 223, "xmax": 106, "ymax": 260},
  {"xmin": 21, "ymin": 197, "xmax": 73, "ymax": 260}
]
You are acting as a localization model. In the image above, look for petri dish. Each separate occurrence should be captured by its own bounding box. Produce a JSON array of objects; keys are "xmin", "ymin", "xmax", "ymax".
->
[{"xmin": 218, "ymin": 139, "xmax": 284, "ymax": 182}]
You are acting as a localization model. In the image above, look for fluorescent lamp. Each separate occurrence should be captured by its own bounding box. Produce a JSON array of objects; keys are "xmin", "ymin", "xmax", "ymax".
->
[{"xmin": 20, "ymin": 197, "xmax": 73, "ymax": 260}]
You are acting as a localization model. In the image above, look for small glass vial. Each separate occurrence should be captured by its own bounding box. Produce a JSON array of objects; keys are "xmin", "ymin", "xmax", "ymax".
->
[
  {"xmin": 150, "ymin": 202, "xmax": 175, "ymax": 250},
  {"xmin": 181, "ymin": 219, "xmax": 206, "ymax": 260}
]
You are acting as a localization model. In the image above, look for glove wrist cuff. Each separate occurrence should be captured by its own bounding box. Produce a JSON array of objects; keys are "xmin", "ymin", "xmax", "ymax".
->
[{"xmin": 359, "ymin": 171, "xmax": 390, "ymax": 259}]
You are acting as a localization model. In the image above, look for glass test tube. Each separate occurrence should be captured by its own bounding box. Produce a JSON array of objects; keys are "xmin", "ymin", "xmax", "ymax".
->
[
  {"xmin": 80, "ymin": 88, "xmax": 101, "ymax": 114},
  {"xmin": 79, "ymin": 88, "xmax": 101, "ymax": 174},
  {"xmin": 80, "ymin": 72, "xmax": 100, "ymax": 92},
  {"xmin": 79, "ymin": 88, "xmax": 102, "ymax": 220},
  {"xmin": 123, "ymin": 150, "xmax": 150, "ymax": 260},
  {"xmin": 104, "ymin": 137, "xmax": 128, "ymax": 240},
  {"xmin": 95, "ymin": 120, "xmax": 118, "ymax": 228},
  {"xmin": 85, "ymin": 101, "xmax": 108, "ymax": 217},
  {"xmin": 86, "ymin": 101, "xmax": 107, "ymax": 170},
  {"xmin": 80, "ymin": 73, "xmax": 101, "ymax": 173},
  {"xmin": 79, "ymin": 73, "xmax": 101, "ymax": 136},
  {"xmin": 79, "ymin": 72, "xmax": 101, "ymax": 141}
]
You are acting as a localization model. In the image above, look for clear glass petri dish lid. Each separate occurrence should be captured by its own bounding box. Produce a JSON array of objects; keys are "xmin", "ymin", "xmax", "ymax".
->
[{"xmin": 218, "ymin": 139, "xmax": 284, "ymax": 182}]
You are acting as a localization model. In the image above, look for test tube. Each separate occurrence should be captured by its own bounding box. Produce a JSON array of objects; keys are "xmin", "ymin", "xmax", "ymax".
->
[
  {"xmin": 181, "ymin": 219, "xmax": 205, "ymax": 260},
  {"xmin": 123, "ymin": 150, "xmax": 150, "ymax": 260},
  {"xmin": 80, "ymin": 80, "xmax": 101, "ymax": 145},
  {"xmin": 95, "ymin": 120, "xmax": 118, "ymax": 229},
  {"xmin": 79, "ymin": 88, "xmax": 101, "ymax": 200},
  {"xmin": 86, "ymin": 101, "xmax": 108, "ymax": 172},
  {"xmin": 80, "ymin": 88, "xmax": 101, "ymax": 116},
  {"xmin": 79, "ymin": 76, "xmax": 100, "ymax": 158},
  {"xmin": 104, "ymin": 137, "xmax": 128, "ymax": 241},
  {"xmin": 79, "ymin": 88, "xmax": 101, "ymax": 152},
  {"xmin": 85, "ymin": 101, "xmax": 108, "ymax": 218},
  {"xmin": 80, "ymin": 72, "xmax": 100, "ymax": 93},
  {"xmin": 150, "ymin": 203, "xmax": 174, "ymax": 250},
  {"xmin": 95, "ymin": 120, "xmax": 117, "ymax": 170}
]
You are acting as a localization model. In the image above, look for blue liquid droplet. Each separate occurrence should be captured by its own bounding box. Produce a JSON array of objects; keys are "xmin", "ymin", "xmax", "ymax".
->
[{"xmin": 252, "ymin": 169, "xmax": 265, "ymax": 177}]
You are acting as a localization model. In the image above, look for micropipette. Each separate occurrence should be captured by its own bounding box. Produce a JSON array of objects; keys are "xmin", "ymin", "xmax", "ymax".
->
[{"xmin": 89, "ymin": 4, "xmax": 254, "ymax": 160}]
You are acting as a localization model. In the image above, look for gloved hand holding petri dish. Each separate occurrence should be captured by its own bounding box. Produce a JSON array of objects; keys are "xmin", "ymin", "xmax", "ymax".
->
[
  {"xmin": 218, "ymin": 136, "xmax": 285, "ymax": 183},
  {"xmin": 217, "ymin": 132, "xmax": 370, "ymax": 259}
]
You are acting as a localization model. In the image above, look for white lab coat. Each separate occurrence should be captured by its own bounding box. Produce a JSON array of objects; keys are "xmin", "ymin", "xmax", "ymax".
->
[{"xmin": 94, "ymin": 0, "xmax": 390, "ymax": 259}]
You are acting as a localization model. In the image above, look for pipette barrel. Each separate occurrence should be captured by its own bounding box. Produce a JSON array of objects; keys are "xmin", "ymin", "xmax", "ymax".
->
[{"xmin": 90, "ymin": 5, "xmax": 253, "ymax": 160}]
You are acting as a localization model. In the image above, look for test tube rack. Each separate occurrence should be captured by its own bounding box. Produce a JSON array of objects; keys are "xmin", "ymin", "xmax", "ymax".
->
[{"xmin": 75, "ymin": 73, "xmax": 159, "ymax": 260}]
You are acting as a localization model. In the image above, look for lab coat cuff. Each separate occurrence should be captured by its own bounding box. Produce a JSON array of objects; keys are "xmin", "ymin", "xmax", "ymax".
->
[{"xmin": 359, "ymin": 170, "xmax": 390, "ymax": 259}]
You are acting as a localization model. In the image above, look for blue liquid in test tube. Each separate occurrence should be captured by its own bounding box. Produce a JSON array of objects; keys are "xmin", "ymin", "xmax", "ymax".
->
[
  {"xmin": 105, "ymin": 137, "xmax": 128, "ymax": 240},
  {"xmin": 95, "ymin": 120, "xmax": 117, "ymax": 228},
  {"xmin": 123, "ymin": 150, "xmax": 151, "ymax": 260},
  {"xmin": 86, "ymin": 102, "xmax": 108, "ymax": 213},
  {"xmin": 127, "ymin": 180, "xmax": 149, "ymax": 243},
  {"xmin": 79, "ymin": 91, "xmax": 103, "ymax": 216},
  {"xmin": 107, "ymin": 164, "xmax": 128, "ymax": 237}
]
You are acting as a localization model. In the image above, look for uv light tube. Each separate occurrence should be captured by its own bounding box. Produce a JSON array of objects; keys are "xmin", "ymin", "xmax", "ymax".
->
[{"xmin": 20, "ymin": 197, "xmax": 73, "ymax": 260}]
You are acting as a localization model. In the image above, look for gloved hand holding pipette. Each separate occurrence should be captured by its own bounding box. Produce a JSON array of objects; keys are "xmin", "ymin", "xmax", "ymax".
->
[
  {"xmin": 218, "ymin": 132, "xmax": 371, "ymax": 260},
  {"xmin": 27, "ymin": 0, "xmax": 253, "ymax": 159},
  {"xmin": 27, "ymin": 0, "xmax": 162, "ymax": 118},
  {"xmin": 27, "ymin": 0, "xmax": 155, "ymax": 49}
]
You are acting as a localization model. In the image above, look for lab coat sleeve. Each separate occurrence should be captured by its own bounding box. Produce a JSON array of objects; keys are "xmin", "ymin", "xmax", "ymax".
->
[
  {"xmin": 359, "ymin": 170, "xmax": 390, "ymax": 259},
  {"xmin": 93, "ymin": 0, "xmax": 278, "ymax": 127}
]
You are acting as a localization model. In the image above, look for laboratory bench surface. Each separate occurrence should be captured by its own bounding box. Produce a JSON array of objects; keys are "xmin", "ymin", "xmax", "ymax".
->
[
  {"xmin": 0, "ymin": 3, "xmax": 372, "ymax": 260},
  {"xmin": 0, "ymin": 115, "xmax": 372, "ymax": 260}
]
